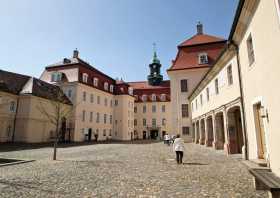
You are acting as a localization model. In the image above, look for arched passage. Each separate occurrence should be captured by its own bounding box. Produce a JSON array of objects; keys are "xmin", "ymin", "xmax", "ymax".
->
[
  {"xmin": 200, "ymin": 118, "xmax": 205, "ymax": 145},
  {"xmin": 227, "ymin": 106, "xmax": 244, "ymax": 154},
  {"xmin": 214, "ymin": 112, "xmax": 225, "ymax": 150},
  {"xmin": 206, "ymin": 116, "xmax": 214, "ymax": 147}
]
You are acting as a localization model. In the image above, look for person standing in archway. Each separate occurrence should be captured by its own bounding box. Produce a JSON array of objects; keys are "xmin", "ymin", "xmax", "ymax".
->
[{"xmin": 173, "ymin": 134, "xmax": 185, "ymax": 164}]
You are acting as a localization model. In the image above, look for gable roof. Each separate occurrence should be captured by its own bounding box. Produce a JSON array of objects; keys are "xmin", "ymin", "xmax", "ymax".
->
[
  {"xmin": 0, "ymin": 69, "xmax": 72, "ymax": 105},
  {"xmin": 0, "ymin": 69, "xmax": 30, "ymax": 94},
  {"xmin": 178, "ymin": 34, "xmax": 226, "ymax": 47}
]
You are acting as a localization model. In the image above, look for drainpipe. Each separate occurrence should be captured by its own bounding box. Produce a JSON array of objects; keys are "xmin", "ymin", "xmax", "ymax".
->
[
  {"xmin": 232, "ymin": 41, "xmax": 249, "ymax": 160},
  {"xmin": 11, "ymin": 97, "xmax": 20, "ymax": 142}
]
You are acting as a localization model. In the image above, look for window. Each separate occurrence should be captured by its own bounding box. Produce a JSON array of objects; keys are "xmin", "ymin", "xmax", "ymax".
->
[
  {"xmin": 90, "ymin": 94, "xmax": 94, "ymax": 103},
  {"xmin": 143, "ymin": 119, "xmax": 146, "ymax": 126},
  {"xmin": 110, "ymin": 100, "xmax": 113, "ymax": 107},
  {"xmin": 206, "ymin": 87, "xmax": 210, "ymax": 101},
  {"xmin": 96, "ymin": 129, "xmax": 99, "ymax": 136},
  {"xmin": 162, "ymin": 105, "xmax": 166, "ymax": 113},
  {"xmin": 162, "ymin": 118, "xmax": 166, "ymax": 126},
  {"xmin": 104, "ymin": 82, "xmax": 109, "ymax": 91},
  {"xmin": 134, "ymin": 119, "xmax": 137, "ymax": 126},
  {"xmin": 90, "ymin": 112, "xmax": 93, "ymax": 122},
  {"xmin": 115, "ymin": 100, "xmax": 118, "ymax": 106},
  {"xmin": 103, "ymin": 129, "xmax": 106, "ymax": 136},
  {"xmin": 247, "ymin": 34, "xmax": 255, "ymax": 65},
  {"xmin": 6, "ymin": 126, "xmax": 12, "ymax": 137},
  {"xmin": 128, "ymin": 87, "xmax": 133, "ymax": 95},
  {"xmin": 83, "ymin": 91, "xmax": 86, "ymax": 102},
  {"xmin": 110, "ymin": 115, "xmax": 112, "ymax": 124},
  {"xmin": 82, "ymin": 73, "xmax": 88, "ymax": 83},
  {"xmin": 110, "ymin": 85, "xmax": 114, "ymax": 93},
  {"xmin": 151, "ymin": 94, "xmax": 156, "ymax": 101},
  {"xmin": 198, "ymin": 53, "xmax": 208, "ymax": 64},
  {"xmin": 10, "ymin": 101, "xmax": 16, "ymax": 112},
  {"xmin": 82, "ymin": 110, "xmax": 86, "ymax": 122},
  {"xmin": 191, "ymin": 102, "xmax": 194, "ymax": 112},
  {"xmin": 109, "ymin": 129, "xmax": 112, "ymax": 136},
  {"xmin": 152, "ymin": 105, "xmax": 156, "ymax": 113},
  {"xmin": 227, "ymin": 65, "xmax": 233, "ymax": 85},
  {"xmin": 104, "ymin": 114, "xmax": 107, "ymax": 124},
  {"xmin": 134, "ymin": 107, "xmax": 137, "ymax": 113},
  {"xmin": 142, "ymin": 95, "xmax": 147, "ymax": 102},
  {"xmin": 215, "ymin": 79, "xmax": 219, "ymax": 94},
  {"xmin": 181, "ymin": 79, "xmax": 188, "ymax": 92},
  {"xmin": 104, "ymin": 98, "xmax": 108, "ymax": 106},
  {"xmin": 96, "ymin": 112, "xmax": 100, "ymax": 123},
  {"xmin": 200, "ymin": 94, "xmax": 203, "ymax": 106},
  {"xmin": 143, "ymin": 105, "xmax": 146, "ymax": 113},
  {"xmin": 160, "ymin": 94, "xmax": 166, "ymax": 101},
  {"xmin": 97, "ymin": 96, "xmax": 100, "ymax": 104},
  {"xmin": 93, "ymin": 78, "xmax": 99, "ymax": 87},
  {"xmin": 51, "ymin": 72, "xmax": 62, "ymax": 82},
  {"xmin": 182, "ymin": 104, "xmax": 189, "ymax": 118},
  {"xmin": 68, "ymin": 89, "xmax": 72, "ymax": 98},
  {"xmin": 195, "ymin": 99, "xmax": 198, "ymax": 110},
  {"xmin": 182, "ymin": 127, "xmax": 190, "ymax": 135},
  {"xmin": 152, "ymin": 118, "xmax": 156, "ymax": 126}
]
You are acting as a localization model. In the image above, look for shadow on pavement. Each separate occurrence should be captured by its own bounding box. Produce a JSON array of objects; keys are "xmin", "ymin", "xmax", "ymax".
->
[
  {"xmin": 0, "ymin": 140, "xmax": 161, "ymax": 152},
  {"xmin": 183, "ymin": 162, "xmax": 209, "ymax": 166}
]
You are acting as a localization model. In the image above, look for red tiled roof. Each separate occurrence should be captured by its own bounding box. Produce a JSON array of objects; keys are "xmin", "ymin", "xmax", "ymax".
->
[
  {"xmin": 128, "ymin": 80, "xmax": 170, "ymax": 90},
  {"xmin": 128, "ymin": 81, "xmax": 170, "ymax": 103},
  {"xmin": 168, "ymin": 40, "xmax": 226, "ymax": 72},
  {"xmin": 178, "ymin": 34, "xmax": 226, "ymax": 47}
]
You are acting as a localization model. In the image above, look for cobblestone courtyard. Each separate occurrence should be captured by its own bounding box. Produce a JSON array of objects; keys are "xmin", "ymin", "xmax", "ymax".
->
[{"xmin": 0, "ymin": 142, "xmax": 267, "ymax": 197}]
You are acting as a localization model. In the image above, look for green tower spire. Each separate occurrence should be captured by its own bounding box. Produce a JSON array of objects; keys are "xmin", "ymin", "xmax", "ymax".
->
[{"xmin": 148, "ymin": 43, "xmax": 163, "ymax": 86}]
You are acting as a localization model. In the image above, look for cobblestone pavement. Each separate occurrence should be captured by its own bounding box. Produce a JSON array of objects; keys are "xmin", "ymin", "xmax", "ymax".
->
[{"xmin": 0, "ymin": 142, "xmax": 268, "ymax": 198}]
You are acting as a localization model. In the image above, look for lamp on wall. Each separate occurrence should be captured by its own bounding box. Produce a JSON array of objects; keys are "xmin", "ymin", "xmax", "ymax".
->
[{"xmin": 260, "ymin": 106, "xmax": 269, "ymax": 122}]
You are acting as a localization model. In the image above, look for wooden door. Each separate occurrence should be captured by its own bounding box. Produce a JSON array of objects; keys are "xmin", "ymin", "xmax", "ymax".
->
[{"xmin": 255, "ymin": 104, "xmax": 266, "ymax": 159}]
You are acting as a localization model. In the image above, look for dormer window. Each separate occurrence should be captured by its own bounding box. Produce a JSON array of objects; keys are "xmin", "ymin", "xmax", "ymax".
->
[
  {"xmin": 151, "ymin": 94, "xmax": 157, "ymax": 102},
  {"xmin": 198, "ymin": 53, "xmax": 208, "ymax": 64},
  {"xmin": 82, "ymin": 73, "xmax": 88, "ymax": 83},
  {"xmin": 142, "ymin": 95, "xmax": 147, "ymax": 102},
  {"xmin": 160, "ymin": 94, "xmax": 166, "ymax": 101},
  {"xmin": 104, "ymin": 82, "xmax": 109, "ymax": 91},
  {"xmin": 120, "ymin": 87, "xmax": 124, "ymax": 93},
  {"xmin": 110, "ymin": 85, "xmax": 114, "ymax": 93},
  {"xmin": 93, "ymin": 78, "xmax": 99, "ymax": 87},
  {"xmin": 128, "ymin": 87, "xmax": 133, "ymax": 95},
  {"xmin": 51, "ymin": 72, "xmax": 62, "ymax": 82}
]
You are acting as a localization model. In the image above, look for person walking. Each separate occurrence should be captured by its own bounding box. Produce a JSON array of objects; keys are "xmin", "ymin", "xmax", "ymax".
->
[
  {"xmin": 173, "ymin": 134, "xmax": 185, "ymax": 164},
  {"xmin": 166, "ymin": 134, "xmax": 171, "ymax": 146}
]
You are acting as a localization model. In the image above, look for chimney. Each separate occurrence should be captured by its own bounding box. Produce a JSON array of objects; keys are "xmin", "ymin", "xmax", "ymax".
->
[
  {"xmin": 197, "ymin": 21, "xmax": 203, "ymax": 35},
  {"xmin": 73, "ymin": 48, "xmax": 79, "ymax": 58}
]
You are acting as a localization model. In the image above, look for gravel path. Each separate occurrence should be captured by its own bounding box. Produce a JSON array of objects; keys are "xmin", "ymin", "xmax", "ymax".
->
[{"xmin": 0, "ymin": 142, "xmax": 267, "ymax": 197}]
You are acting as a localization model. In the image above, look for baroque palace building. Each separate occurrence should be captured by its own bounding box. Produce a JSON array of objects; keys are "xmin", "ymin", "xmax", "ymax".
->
[{"xmin": 1, "ymin": 0, "xmax": 280, "ymax": 181}]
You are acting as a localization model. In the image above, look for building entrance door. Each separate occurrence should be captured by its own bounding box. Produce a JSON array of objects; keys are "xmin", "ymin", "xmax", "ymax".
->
[
  {"xmin": 88, "ymin": 128, "xmax": 92, "ymax": 142},
  {"xmin": 143, "ymin": 131, "xmax": 147, "ymax": 139},
  {"xmin": 254, "ymin": 103, "xmax": 267, "ymax": 159},
  {"xmin": 150, "ymin": 130, "xmax": 158, "ymax": 140}
]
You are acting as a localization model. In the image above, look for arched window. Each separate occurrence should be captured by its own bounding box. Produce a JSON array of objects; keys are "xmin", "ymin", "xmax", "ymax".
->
[{"xmin": 93, "ymin": 78, "xmax": 99, "ymax": 87}]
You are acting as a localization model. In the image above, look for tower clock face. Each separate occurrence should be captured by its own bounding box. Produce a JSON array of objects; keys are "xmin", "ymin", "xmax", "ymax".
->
[{"xmin": 153, "ymin": 65, "xmax": 156, "ymax": 69}]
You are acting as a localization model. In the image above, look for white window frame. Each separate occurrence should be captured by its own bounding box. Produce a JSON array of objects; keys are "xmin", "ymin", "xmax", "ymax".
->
[
  {"xmin": 110, "ymin": 85, "xmax": 114, "ymax": 93},
  {"xmin": 128, "ymin": 87, "xmax": 133, "ymax": 95},
  {"xmin": 104, "ymin": 82, "xmax": 109, "ymax": 91},
  {"xmin": 160, "ymin": 94, "xmax": 166, "ymax": 101},
  {"xmin": 82, "ymin": 73, "xmax": 88, "ymax": 83},
  {"xmin": 93, "ymin": 78, "xmax": 99, "ymax": 87},
  {"xmin": 51, "ymin": 72, "xmax": 62, "ymax": 82},
  {"xmin": 142, "ymin": 95, "xmax": 147, "ymax": 102},
  {"xmin": 151, "ymin": 94, "xmax": 156, "ymax": 102},
  {"xmin": 198, "ymin": 53, "xmax": 208, "ymax": 64}
]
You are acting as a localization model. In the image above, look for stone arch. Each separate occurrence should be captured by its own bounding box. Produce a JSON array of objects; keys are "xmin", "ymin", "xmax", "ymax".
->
[{"xmin": 227, "ymin": 106, "xmax": 244, "ymax": 154}]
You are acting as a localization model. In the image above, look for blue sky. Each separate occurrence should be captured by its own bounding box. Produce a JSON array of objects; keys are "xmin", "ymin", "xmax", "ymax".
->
[{"xmin": 0, "ymin": 0, "xmax": 238, "ymax": 81}]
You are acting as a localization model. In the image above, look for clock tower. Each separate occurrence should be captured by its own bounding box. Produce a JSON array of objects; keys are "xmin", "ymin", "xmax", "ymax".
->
[{"xmin": 147, "ymin": 44, "xmax": 163, "ymax": 86}]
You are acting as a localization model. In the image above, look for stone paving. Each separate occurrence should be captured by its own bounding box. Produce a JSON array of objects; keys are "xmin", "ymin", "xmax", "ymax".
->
[{"xmin": 0, "ymin": 142, "xmax": 268, "ymax": 197}]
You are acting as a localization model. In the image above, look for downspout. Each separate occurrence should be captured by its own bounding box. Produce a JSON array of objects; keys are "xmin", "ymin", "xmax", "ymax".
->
[
  {"xmin": 232, "ymin": 41, "xmax": 249, "ymax": 160},
  {"xmin": 11, "ymin": 97, "xmax": 20, "ymax": 142}
]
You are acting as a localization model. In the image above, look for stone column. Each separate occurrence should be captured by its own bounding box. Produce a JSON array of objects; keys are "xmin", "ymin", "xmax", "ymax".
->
[
  {"xmin": 223, "ymin": 109, "xmax": 230, "ymax": 155},
  {"xmin": 199, "ymin": 119, "xmax": 205, "ymax": 145},
  {"xmin": 195, "ymin": 121, "xmax": 200, "ymax": 144},
  {"xmin": 212, "ymin": 113, "xmax": 219, "ymax": 150}
]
